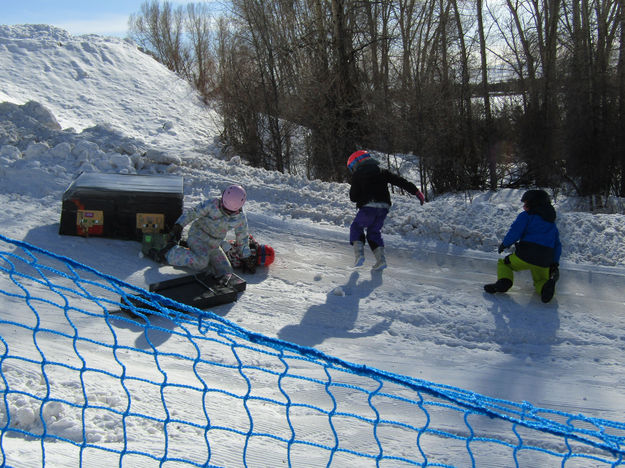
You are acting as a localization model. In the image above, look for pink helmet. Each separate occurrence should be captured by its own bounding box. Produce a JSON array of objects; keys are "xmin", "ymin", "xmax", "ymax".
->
[{"xmin": 221, "ymin": 184, "xmax": 247, "ymax": 212}]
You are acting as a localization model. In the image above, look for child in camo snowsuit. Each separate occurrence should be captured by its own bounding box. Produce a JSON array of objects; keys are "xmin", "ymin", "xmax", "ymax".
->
[{"xmin": 165, "ymin": 185, "xmax": 252, "ymax": 278}]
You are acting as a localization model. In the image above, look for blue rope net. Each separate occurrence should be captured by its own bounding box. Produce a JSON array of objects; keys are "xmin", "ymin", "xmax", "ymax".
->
[{"xmin": 0, "ymin": 233, "xmax": 624, "ymax": 467}]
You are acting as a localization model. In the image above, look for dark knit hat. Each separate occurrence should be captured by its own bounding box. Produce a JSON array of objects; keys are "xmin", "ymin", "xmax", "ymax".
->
[{"xmin": 521, "ymin": 189, "xmax": 551, "ymax": 208}]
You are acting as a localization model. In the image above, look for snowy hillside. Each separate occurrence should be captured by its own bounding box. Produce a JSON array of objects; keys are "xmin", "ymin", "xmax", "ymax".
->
[{"xmin": 1, "ymin": 24, "xmax": 625, "ymax": 466}]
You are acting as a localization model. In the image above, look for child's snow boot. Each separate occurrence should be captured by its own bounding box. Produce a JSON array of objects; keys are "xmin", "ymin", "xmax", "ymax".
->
[
  {"xmin": 372, "ymin": 247, "xmax": 387, "ymax": 271},
  {"xmin": 146, "ymin": 247, "xmax": 167, "ymax": 263},
  {"xmin": 484, "ymin": 278, "xmax": 512, "ymax": 294},
  {"xmin": 146, "ymin": 242, "xmax": 175, "ymax": 264},
  {"xmin": 541, "ymin": 279, "xmax": 555, "ymax": 303},
  {"xmin": 353, "ymin": 241, "xmax": 365, "ymax": 267}
]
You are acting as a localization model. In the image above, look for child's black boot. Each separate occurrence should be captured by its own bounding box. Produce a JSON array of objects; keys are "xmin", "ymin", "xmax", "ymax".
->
[
  {"xmin": 541, "ymin": 279, "xmax": 556, "ymax": 303},
  {"xmin": 484, "ymin": 278, "xmax": 512, "ymax": 294}
]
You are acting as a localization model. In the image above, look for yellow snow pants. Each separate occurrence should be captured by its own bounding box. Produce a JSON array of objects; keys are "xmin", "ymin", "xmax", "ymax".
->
[{"xmin": 497, "ymin": 254, "xmax": 550, "ymax": 294}]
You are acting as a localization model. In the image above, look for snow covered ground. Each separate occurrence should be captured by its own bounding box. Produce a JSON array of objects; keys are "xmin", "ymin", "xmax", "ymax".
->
[{"xmin": 1, "ymin": 24, "xmax": 625, "ymax": 466}]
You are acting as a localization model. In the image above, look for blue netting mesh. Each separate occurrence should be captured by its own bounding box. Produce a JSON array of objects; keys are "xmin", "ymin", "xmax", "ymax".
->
[{"xmin": 0, "ymin": 233, "xmax": 624, "ymax": 467}]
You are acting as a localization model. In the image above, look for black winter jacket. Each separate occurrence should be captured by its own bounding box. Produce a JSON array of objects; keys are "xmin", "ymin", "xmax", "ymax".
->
[{"xmin": 349, "ymin": 161, "xmax": 417, "ymax": 208}]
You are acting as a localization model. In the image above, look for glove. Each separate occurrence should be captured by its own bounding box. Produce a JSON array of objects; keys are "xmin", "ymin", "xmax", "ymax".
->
[
  {"xmin": 240, "ymin": 255, "xmax": 257, "ymax": 274},
  {"xmin": 415, "ymin": 189, "xmax": 425, "ymax": 206},
  {"xmin": 169, "ymin": 223, "xmax": 183, "ymax": 242},
  {"xmin": 498, "ymin": 243, "xmax": 506, "ymax": 254},
  {"xmin": 549, "ymin": 263, "xmax": 560, "ymax": 282}
]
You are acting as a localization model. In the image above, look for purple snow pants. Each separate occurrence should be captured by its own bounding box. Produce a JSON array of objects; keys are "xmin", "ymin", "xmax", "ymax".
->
[{"xmin": 349, "ymin": 206, "xmax": 389, "ymax": 250}]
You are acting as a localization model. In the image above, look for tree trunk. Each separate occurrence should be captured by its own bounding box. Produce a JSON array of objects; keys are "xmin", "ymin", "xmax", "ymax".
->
[
  {"xmin": 477, "ymin": 0, "xmax": 496, "ymax": 190},
  {"xmin": 619, "ymin": 0, "xmax": 625, "ymax": 195}
]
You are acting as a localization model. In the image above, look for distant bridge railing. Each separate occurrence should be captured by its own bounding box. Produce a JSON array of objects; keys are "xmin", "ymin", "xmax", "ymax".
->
[{"xmin": 0, "ymin": 233, "xmax": 623, "ymax": 467}]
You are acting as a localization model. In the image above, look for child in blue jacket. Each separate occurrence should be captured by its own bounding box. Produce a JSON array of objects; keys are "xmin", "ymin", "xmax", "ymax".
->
[{"xmin": 484, "ymin": 190, "xmax": 561, "ymax": 303}]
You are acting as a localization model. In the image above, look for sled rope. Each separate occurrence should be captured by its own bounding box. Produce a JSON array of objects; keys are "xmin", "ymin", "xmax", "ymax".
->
[{"xmin": 0, "ymin": 233, "xmax": 623, "ymax": 467}]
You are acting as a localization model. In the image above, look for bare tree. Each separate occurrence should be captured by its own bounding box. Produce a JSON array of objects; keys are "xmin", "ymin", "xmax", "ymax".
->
[
  {"xmin": 477, "ymin": 0, "xmax": 497, "ymax": 190},
  {"xmin": 185, "ymin": 3, "xmax": 215, "ymax": 100},
  {"xmin": 561, "ymin": 0, "xmax": 621, "ymax": 198},
  {"xmin": 231, "ymin": 0, "xmax": 288, "ymax": 172},
  {"xmin": 619, "ymin": 0, "xmax": 625, "ymax": 196},
  {"xmin": 499, "ymin": 0, "xmax": 563, "ymax": 188},
  {"xmin": 129, "ymin": 1, "xmax": 189, "ymax": 78},
  {"xmin": 214, "ymin": 16, "xmax": 264, "ymax": 165},
  {"xmin": 360, "ymin": 0, "xmax": 394, "ymax": 152}
]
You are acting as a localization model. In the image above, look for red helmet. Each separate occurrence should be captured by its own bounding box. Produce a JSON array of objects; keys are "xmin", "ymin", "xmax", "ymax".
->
[
  {"xmin": 346, "ymin": 150, "xmax": 371, "ymax": 172},
  {"xmin": 222, "ymin": 184, "xmax": 247, "ymax": 212},
  {"xmin": 256, "ymin": 245, "xmax": 275, "ymax": 266}
]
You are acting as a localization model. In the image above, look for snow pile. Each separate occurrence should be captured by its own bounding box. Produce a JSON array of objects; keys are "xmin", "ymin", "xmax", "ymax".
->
[{"xmin": 0, "ymin": 24, "xmax": 217, "ymax": 153}]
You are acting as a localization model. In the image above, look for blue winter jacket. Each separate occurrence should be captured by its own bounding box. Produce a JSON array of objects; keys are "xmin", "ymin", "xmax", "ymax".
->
[{"xmin": 503, "ymin": 209, "xmax": 561, "ymax": 267}]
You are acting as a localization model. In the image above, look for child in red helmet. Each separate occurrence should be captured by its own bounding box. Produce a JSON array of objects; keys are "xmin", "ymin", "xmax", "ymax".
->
[
  {"xmin": 347, "ymin": 150, "xmax": 426, "ymax": 270},
  {"xmin": 148, "ymin": 184, "xmax": 255, "ymax": 279}
]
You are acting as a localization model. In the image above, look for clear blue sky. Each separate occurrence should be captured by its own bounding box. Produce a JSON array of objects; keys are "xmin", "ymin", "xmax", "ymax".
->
[{"xmin": 3, "ymin": 1, "xmax": 220, "ymax": 37}]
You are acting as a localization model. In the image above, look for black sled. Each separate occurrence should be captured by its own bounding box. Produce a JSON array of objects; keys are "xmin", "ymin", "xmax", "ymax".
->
[{"xmin": 121, "ymin": 272, "xmax": 246, "ymax": 316}]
